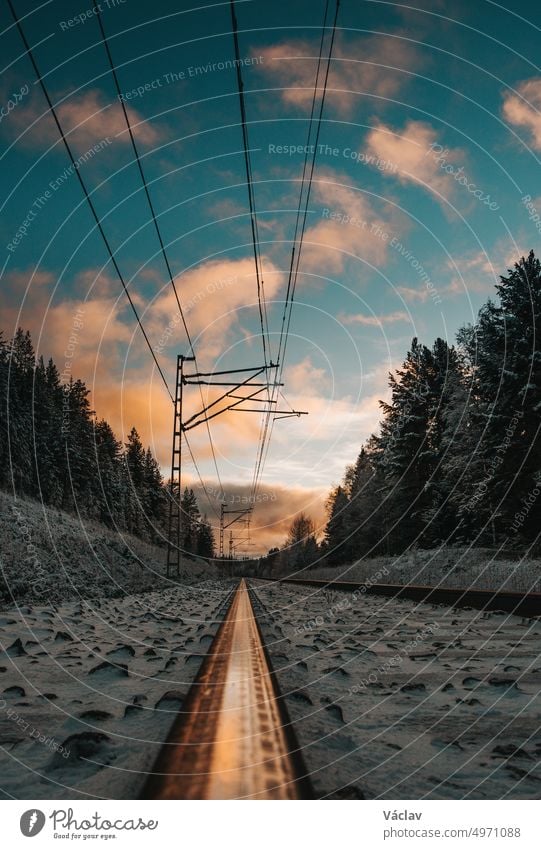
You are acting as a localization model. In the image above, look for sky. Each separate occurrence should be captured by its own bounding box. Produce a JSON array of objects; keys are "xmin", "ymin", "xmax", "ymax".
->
[{"xmin": 1, "ymin": 0, "xmax": 541, "ymax": 552}]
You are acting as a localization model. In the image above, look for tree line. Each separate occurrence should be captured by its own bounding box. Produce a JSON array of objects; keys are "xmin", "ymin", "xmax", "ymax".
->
[
  {"xmin": 269, "ymin": 250, "xmax": 541, "ymax": 572},
  {"xmin": 0, "ymin": 328, "xmax": 214, "ymax": 558},
  {"xmin": 321, "ymin": 250, "xmax": 541, "ymax": 564}
]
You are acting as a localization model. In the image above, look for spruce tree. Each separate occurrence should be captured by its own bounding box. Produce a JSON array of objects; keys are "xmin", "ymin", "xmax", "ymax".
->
[
  {"xmin": 180, "ymin": 487, "xmax": 200, "ymax": 554},
  {"xmin": 197, "ymin": 515, "xmax": 215, "ymax": 558}
]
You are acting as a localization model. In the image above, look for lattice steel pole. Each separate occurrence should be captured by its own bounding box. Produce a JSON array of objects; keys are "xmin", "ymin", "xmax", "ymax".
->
[{"xmin": 166, "ymin": 355, "xmax": 194, "ymax": 577}]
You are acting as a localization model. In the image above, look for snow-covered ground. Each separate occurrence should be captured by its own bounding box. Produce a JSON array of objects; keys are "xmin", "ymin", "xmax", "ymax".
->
[
  {"xmin": 0, "ymin": 580, "xmax": 235, "ymax": 799},
  {"xmin": 0, "ymin": 490, "xmax": 219, "ymax": 606},
  {"xmin": 1, "ymin": 508, "xmax": 539, "ymax": 802},
  {"xmin": 252, "ymin": 580, "xmax": 541, "ymax": 799},
  {"xmin": 306, "ymin": 546, "xmax": 541, "ymax": 593}
]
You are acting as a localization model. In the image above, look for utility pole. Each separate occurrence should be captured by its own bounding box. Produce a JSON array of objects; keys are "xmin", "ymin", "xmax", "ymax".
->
[
  {"xmin": 165, "ymin": 359, "xmax": 306, "ymax": 576},
  {"xmin": 219, "ymin": 502, "xmax": 225, "ymax": 560},
  {"xmin": 219, "ymin": 506, "xmax": 252, "ymax": 558},
  {"xmin": 166, "ymin": 354, "xmax": 195, "ymax": 578}
]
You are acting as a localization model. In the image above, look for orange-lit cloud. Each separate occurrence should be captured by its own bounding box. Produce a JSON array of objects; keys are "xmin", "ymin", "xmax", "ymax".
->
[
  {"xmin": 298, "ymin": 168, "xmax": 403, "ymax": 274},
  {"xmin": 502, "ymin": 77, "xmax": 541, "ymax": 151},
  {"xmin": 256, "ymin": 33, "xmax": 421, "ymax": 117},
  {"xmin": 444, "ymin": 242, "xmax": 531, "ymax": 297},
  {"xmin": 396, "ymin": 285, "xmax": 434, "ymax": 303},
  {"xmin": 189, "ymin": 481, "xmax": 329, "ymax": 553},
  {"xmin": 341, "ymin": 309, "xmax": 410, "ymax": 326},
  {"xmin": 364, "ymin": 120, "xmax": 462, "ymax": 204},
  {"xmin": 147, "ymin": 255, "xmax": 284, "ymax": 360},
  {"xmin": 9, "ymin": 89, "xmax": 162, "ymax": 150}
]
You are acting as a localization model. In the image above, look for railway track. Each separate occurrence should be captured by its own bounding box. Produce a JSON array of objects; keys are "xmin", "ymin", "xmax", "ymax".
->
[
  {"xmin": 258, "ymin": 577, "xmax": 541, "ymax": 618},
  {"xmin": 142, "ymin": 578, "xmax": 310, "ymax": 800}
]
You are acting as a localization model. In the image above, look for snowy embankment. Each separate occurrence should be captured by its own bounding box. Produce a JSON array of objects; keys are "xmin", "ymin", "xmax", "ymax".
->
[
  {"xmin": 0, "ymin": 490, "xmax": 219, "ymax": 607},
  {"xmin": 0, "ymin": 492, "xmax": 233, "ymax": 799},
  {"xmin": 306, "ymin": 546, "xmax": 541, "ymax": 594},
  {"xmin": 0, "ymin": 579, "xmax": 236, "ymax": 798},
  {"xmin": 253, "ymin": 580, "xmax": 541, "ymax": 799}
]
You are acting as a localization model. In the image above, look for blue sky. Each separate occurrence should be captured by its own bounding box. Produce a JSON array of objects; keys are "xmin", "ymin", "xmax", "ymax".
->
[{"xmin": 2, "ymin": 0, "xmax": 541, "ymax": 549}]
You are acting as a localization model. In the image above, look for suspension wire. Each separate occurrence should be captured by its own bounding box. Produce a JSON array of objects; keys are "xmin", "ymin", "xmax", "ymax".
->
[
  {"xmin": 276, "ymin": 0, "xmax": 331, "ymax": 373},
  {"xmin": 250, "ymin": 0, "xmax": 331, "ymax": 500},
  {"xmin": 280, "ymin": 0, "xmax": 340, "ymax": 375},
  {"xmin": 251, "ymin": 0, "xmax": 340, "ymax": 500},
  {"xmin": 11, "ymin": 0, "xmax": 223, "ymax": 519},
  {"xmin": 94, "ymin": 5, "xmax": 192, "ymax": 347},
  {"xmin": 7, "ymin": 0, "xmax": 174, "ymax": 402},
  {"xmin": 94, "ymin": 4, "xmax": 225, "ymax": 500},
  {"xmin": 183, "ymin": 431, "xmax": 221, "ymax": 520},
  {"xmin": 230, "ymin": 0, "xmax": 275, "ymax": 511},
  {"xmin": 230, "ymin": 0, "xmax": 271, "ymax": 365}
]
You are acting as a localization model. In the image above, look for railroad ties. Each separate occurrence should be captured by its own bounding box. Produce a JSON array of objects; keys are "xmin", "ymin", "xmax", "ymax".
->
[{"xmin": 142, "ymin": 579, "xmax": 310, "ymax": 800}]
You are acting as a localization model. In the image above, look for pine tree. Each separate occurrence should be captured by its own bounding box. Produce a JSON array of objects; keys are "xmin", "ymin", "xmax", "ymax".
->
[
  {"xmin": 492, "ymin": 252, "xmax": 541, "ymax": 536},
  {"xmin": 450, "ymin": 253, "xmax": 541, "ymax": 543},
  {"xmin": 7, "ymin": 328, "xmax": 35, "ymax": 494},
  {"xmin": 0, "ymin": 332, "xmax": 10, "ymax": 488},
  {"xmin": 61, "ymin": 378, "xmax": 95, "ymax": 512},
  {"xmin": 377, "ymin": 337, "xmax": 461, "ymax": 549},
  {"xmin": 197, "ymin": 515, "xmax": 215, "ymax": 558},
  {"xmin": 344, "ymin": 441, "xmax": 389, "ymax": 556},
  {"xmin": 93, "ymin": 419, "xmax": 123, "ymax": 527},
  {"xmin": 180, "ymin": 487, "xmax": 200, "ymax": 554},
  {"xmin": 0, "ymin": 327, "xmax": 172, "ymax": 545},
  {"xmin": 124, "ymin": 427, "xmax": 146, "ymax": 534},
  {"xmin": 323, "ymin": 485, "xmax": 350, "ymax": 565}
]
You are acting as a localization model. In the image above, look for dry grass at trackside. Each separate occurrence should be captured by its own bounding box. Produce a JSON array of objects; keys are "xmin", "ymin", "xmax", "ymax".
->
[
  {"xmin": 308, "ymin": 546, "xmax": 541, "ymax": 594},
  {"xmin": 0, "ymin": 490, "xmax": 219, "ymax": 607}
]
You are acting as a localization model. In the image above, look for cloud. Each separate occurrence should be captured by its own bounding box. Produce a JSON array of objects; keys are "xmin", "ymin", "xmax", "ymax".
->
[
  {"xmin": 444, "ymin": 241, "xmax": 531, "ymax": 298},
  {"xmin": 259, "ymin": 355, "xmax": 387, "ymax": 493},
  {"xmin": 256, "ymin": 33, "xmax": 421, "ymax": 117},
  {"xmin": 2, "ymin": 267, "xmax": 55, "ymax": 294},
  {"xmin": 396, "ymin": 285, "xmax": 434, "ymax": 303},
  {"xmin": 1, "ymin": 257, "xmax": 288, "ymax": 477},
  {"xmin": 2, "ymin": 265, "xmax": 142, "ymax": 393},
  {"xmin": 8, "ymin": 89, "xmax": 162, "ymax": 150},
  {"xmin": 285, "ymin": 356, "xmax": 329, "ymax": 396},
  {"xmin": 341, "ymin": 310, "xmax": 410, "ymax": 326},
  {"xmin": 189, "ymin": 481, "xmax": 328, "ymax": 552},
  {"xmin": 502, "ymin": 77, "xmax": 541, "ymax": 150},
  {"xmin": 364, "ymin": 120, "xmax": 462, "ymax": 204},
  {"xmin": 148, "ymin": 255, "xmax": 284, "ymax": 361},
  {"xmin": 297, "ymin": 167, "xmax": 405, "ymax": 274}
]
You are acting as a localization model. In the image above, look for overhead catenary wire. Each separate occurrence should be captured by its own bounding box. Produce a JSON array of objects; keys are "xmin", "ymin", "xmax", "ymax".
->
[
  {"xmin": 250, "ymin": 0, "xmax": 331, "ymax": 499},
  {"xmin": 230, "ymin": 0, "xmax": 277, "ymax": 507},
  {"xmin": 229, "ymin": 0, "xmax": 271, "ymax": 368},
  {"xmin": 251, "ymin": 0, "xmax": 340, "ymax": 500},
  {"xmin": 7, "ymin": 0, "xmax": 174, "ymax": 403},
  {"xmin": 95, "ymin": 5, "xmax": 224, "ymax": 511},
  {"xmin": 10, "ymin": 0, "xmax": 222, "ymax": 522},
  {"xmin": 280, "ymin": 0, "xmax": 340, "ymax": 375},
  {"xmin": 183, "ymin": 431, "xmax": 222, "ymax": 522}
]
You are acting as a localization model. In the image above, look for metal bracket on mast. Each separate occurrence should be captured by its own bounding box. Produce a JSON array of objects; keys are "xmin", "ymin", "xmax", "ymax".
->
[{"xmin": 165, "ymin": 359, "xmax": 307, "ymax": 575}]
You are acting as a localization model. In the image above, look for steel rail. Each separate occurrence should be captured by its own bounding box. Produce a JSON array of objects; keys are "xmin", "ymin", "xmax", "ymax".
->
[{"xmin": 142, "ymin": 579, "xmax": 311, "ymax": 799}]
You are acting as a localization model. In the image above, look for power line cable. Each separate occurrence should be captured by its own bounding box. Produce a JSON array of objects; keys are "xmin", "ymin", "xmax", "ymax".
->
[
  {"xmin": 229, "ymin": 0, "xmax": 271, "ymax": 367},
  {"xmin": 7, "ymin": 0, "xmax": 174, "ymax": 401},
  {"xmin": 252, "ymin": 0, "xmax": 340, "ymax": 499},
  {"xmin": 95, "ymin": 5, "xmax": 225, "ymax": 503}
]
